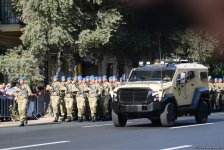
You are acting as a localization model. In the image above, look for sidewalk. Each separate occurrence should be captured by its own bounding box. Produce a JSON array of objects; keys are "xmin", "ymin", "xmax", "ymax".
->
[{"xmin": 0, "ymin": 117, "xmax": 55, "ymax": 128}]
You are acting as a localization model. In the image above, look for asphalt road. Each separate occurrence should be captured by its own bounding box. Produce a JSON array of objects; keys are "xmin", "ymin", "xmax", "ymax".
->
[{"xmin": 0, "ymin": 112, "xmax": 224, "ymax": 150}]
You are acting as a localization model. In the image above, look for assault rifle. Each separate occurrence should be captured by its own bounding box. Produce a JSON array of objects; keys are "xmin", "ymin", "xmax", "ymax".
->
[
  {"xmin": 51, "ymin": 83, "xmax": 59, "ymax": 96},
  {"xmin": 18, "ymin": 85, "xmax": 28, "ymax": 98},
  {"xmin": 73, "ymin": 83, "xmax": 87, "ymax": 98},
  {"xmin": 64, "ymin": 83, "xmax": 73, "ymax": 97},
  {"xmin": 87, "ymin": 83, "xmax": 98, "ymax": 97}
]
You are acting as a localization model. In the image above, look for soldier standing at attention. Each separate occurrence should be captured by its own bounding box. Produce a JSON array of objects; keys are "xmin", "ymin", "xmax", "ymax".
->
[
  {"xmin": 59, "ymin": 76, "xmax": 67, "ymax": 121},
  {"xmin": 63, "ymin": 77, "xmax": 76, "ymax": 122},
  {"xmin": 46, "ymin": 75, "xmax": 61, "ymax": 122},
  {"xmin": 13, "ymin": 77, "xmax": 32, "ymax": 127}
]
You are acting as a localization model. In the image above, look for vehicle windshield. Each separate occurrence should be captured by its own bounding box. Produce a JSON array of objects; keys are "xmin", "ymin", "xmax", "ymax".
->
[{"xmin": 128, "ymin": 69, "xmax": 175, "ymax": 82}]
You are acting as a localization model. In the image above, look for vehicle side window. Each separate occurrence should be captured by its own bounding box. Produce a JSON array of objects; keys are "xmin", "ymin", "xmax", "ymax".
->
[
  {"xmin": 187, "ymin": 71, "xmax": 195, "ymax": 80},
  {"xmin": 200, "ymin": 72, "xmax": 208, "ymax": 81}
]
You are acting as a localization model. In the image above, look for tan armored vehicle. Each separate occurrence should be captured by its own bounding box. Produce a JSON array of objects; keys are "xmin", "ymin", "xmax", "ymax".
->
[{"xmin": 112, "ymin": 62, "xmax": 210, "ymax": 127}]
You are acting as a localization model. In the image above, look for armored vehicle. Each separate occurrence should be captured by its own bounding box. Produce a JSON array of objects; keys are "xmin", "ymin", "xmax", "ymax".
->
[{"xmin": 112, "ymin": 62, "xmax": 210, "ymax": 127}]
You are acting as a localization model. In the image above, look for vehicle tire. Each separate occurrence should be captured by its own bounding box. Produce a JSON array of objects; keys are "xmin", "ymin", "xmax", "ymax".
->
[
  {"xmin": 150, "ymin": 118, "xmax": 161, "ymax": 125},
  {"xmin": 195, "ymin": 101, "xmax": 208, "ymax": 124},
  {"xmin": 112, "ymin": 110, "xmax": 127, "ymax": 127},
  {"xmin": 160, "ymin": 103, "xmax": 176, "ymax": 127}
]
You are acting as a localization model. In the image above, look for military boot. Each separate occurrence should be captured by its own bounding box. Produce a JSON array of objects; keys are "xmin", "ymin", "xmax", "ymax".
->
[
  {"xmin": 19, "ymin": 121, "xmax": 25, "ymax": 127},
  {"xmin": 53, "ymin": 114, "xmax": 59, "ymax": 122},
  {"xmin": 78, "ymin": 116, "xmax": 83, "ymax": 122},
  {"xmin": 66, "ymin": 116, "xmax": 72, "ymax": 122},
  {"xmin": 60, "ymin": 115, "xmax": 66, "ymax": 121},
  {"xmin": 91, "ymin": 114, "xmax": 96, "ymax": 122}
]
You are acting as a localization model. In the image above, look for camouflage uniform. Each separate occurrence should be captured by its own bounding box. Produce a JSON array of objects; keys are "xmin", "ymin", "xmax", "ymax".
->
[
  {"xmin": 59, "ymin": 79, "xmax": 67, "ymax": 121},
  {"xmin": 13, "ymin": 80, "xmax": 32, "ymax": 126},
  {"xmin": 46, "ymin": 78, "xmax": 61, "ymax": 122},
  {"xmin": 86, "ymin": 81, "xmax": 101, "ymax": 121},
  {"xmin": 100, "ymin": 80, "xmax": 112, "ymax": 120}
]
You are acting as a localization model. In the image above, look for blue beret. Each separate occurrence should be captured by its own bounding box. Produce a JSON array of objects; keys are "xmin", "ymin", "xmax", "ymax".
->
[
  {"xmin": 67, "ymin": 77, "xmax": 72, "ymax": 80},
  {"xmin": 61, "ymin": 76, "xmax": 65, "ymax": 79},
  {"xmin": 78, "ymin": 76, "xmax": 82, "ymax": 80},
  {"xmin": 73, "ymin": 76, "xmax": 77, "ymax": 79},
  {"xmin": 53, "ymin": 75, "xmax": 58, "ymax": 79},
  {"xmin": 19, "ymin": 76, "xmax": 25, "ymax": 80},
  {"xmin": 102, "ymin": 75, "xmax": 107, "ymax": 79}
]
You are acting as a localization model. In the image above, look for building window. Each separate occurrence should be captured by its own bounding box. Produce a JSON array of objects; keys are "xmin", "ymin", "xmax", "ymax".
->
[{"xmin": 0, "ymin": 0, "xmax": 21, "ymax": 24}]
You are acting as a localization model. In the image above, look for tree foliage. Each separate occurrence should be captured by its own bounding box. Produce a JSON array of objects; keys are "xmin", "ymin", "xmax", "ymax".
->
[
  {"xmin": 0, "ymin": 46, "xmax": 44, "ymax": 83},
  {"xmin": 176, "ymin": 29, "xmax": 218, "ymax": 63}
]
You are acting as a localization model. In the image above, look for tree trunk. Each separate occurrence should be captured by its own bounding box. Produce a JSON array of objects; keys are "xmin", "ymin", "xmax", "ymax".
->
[{"xmin": 56, "ymin": 48, "xmax": 63, "ymax": 76}]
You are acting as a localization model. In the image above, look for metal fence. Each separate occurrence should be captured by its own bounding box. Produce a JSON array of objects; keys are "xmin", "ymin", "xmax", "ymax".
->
[{"xmin": 0, "ymin": 94, "xmax": 50, "ymax": 121}]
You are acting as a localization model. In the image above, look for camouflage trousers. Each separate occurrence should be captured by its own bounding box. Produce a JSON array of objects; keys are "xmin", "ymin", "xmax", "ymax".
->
[
  {"xmin": 76, "ymin": 96, "xmax": 86, "ymax": 117},
  {"xmin": 17, "ymin": 97, "xmax": 28, "ymax": 121},
  {"xmin": 88, "ymin": 97, "xmax": 97, "ymax": 116},
  {"xmin": 60, "ymin": 96, "xmax": 66, "ymax": 117},
  {"xmin": 100, "ymin": 95, "xmax": 110, "ymax": 116},
  {"xmin": 51, "ymin": 96, "xmax": 60, "ymax": 117},
  {"xmin": 64, "ymin": 97, "xmax": 74, "ymax": 118}
]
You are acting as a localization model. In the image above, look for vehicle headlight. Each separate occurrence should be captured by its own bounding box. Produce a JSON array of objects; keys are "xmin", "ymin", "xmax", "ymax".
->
[
  {"xmin": 152, "ymin": 91, "xmax": 159, "ymax": 101},
  {"xmin": 113, "ymin": 92, "xmax": 117, "ymax": 101}
]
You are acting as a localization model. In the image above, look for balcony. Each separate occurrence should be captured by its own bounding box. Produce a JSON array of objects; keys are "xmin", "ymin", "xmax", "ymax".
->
[{"xmin": 0, "ymin": 0, "xmax": 23, "ymax": 32}]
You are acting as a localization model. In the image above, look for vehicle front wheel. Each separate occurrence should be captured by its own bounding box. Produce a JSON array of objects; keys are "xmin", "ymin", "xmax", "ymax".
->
[
  {"xmin": 195, "ymin": 101, "xmax": 208, "ymax": 124},
  {"xmin": 160, "ymin": 103, "xmax": 176, "ymax": 127},
  {"xmin": 112, "ymin": 110, "xmax": 127, "ymax": 127}
]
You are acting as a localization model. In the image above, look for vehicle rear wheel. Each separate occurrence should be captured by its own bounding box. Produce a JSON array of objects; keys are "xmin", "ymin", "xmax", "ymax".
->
[
  {"xmin": 160, "ymin": 103, "xmax": 176, "ymax": 127},
  {"xmin": 195, "ymin": 101, "xmax": 208, "ymax": 124},
  {"xmin": 112, "ymin": 110, "xmax": 127, "ymax": 127}
]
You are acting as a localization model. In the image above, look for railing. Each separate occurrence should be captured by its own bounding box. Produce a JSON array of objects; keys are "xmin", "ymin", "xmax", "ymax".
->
[
  {"xmin": 0, "ymin": 0, "xmax": 22, "ymax": 24},
  {"xmin": 0, "ymin": 94, "xmax": 50, "ymax": 121}
]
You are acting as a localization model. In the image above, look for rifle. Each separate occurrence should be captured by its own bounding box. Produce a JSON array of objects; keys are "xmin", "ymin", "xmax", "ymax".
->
[
  {"xmin": 51, "ymin": 83, "xmax": 59, "ymax": 96},
  {"xmin": 87, "ymin": 83, "xmax": 98, "ymax": 97},
  {"xmin": 73, "ymin": 83, "xmax": 86, "ymax": 98},
  {"xmin": 18, "ymin": 85, "xmax": 28, "ymax": 98},
  {"xmin": 64, "ymin": 83, "xmax": 73, "ymax": 97},
  {"xmin": 100, "ymin": 83, "xmax": 109, "ymax": 95}
]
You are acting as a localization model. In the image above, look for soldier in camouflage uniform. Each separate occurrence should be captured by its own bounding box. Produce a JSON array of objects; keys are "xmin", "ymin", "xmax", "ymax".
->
[
  {"xmin": 86, "ymin": 76, "xmax": 101, "ymax": 122},
  {"xmin": 100, "ymin": 76, "xmax": 112, "ymax": 120},
  {"xmin": 63, "ymin": 77, "xmax": 76, "ymax": 122},
  {"xmin": 59, "ymin": 76, "xmax": 67, "ymax": 121},
  {"xmin": 46, "ymin": 75, "xmax": 61, "ymax": 122},
  {"xmin": 72, "ymin": 76, "xmax": 78, "ymax": 120},
  {"xmin": 75, "ymin": 76, "xmax": 88, "ymax": 122},
  {"xmin": 215, "ymin": 78, "xmax": 223, "ymax": 111},
  {"xmin": 208, "ymin": 78, "xmax": 215, "ymax": 111},
  {"xmin": 13, "ymin": 77, "xmax": 32, "ymax": 127}
]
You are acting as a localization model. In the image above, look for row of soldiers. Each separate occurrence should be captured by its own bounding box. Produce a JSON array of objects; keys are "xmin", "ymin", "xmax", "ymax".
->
[
  {"xmin": 46, "ymin": 75, "xmax": 120, "ymax": 123},
  {"xmin": 209, "ymin": 78, "xmax": 224, "ymax": 111}
]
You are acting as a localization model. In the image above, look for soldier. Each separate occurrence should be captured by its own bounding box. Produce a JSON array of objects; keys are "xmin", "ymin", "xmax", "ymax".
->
[
  {"xmin": 13, "ymin": 77, "xmax": 32, "ymax": 127},
  {"xmin": 72, "ymin": 76, "xmax": 78, "ymax": 120},
  {"xmin": 62, "ymin": 77, "xmax": 76, "ymax": 122},
  {"xmin": 75, "ymin": 76, "xmax": 87, "ymax": 122},
  {"xmin": 100, "ymin": 76, "xmax": 112, "ymax": 120},
  {"xmin": 209, "ymin": 78, "xmax": 215, "ymax": 111},
  {"xmin": 59, "ymin": 76, "xmax": 67, "ymax": 121},
  {"xmin": 86, "ymin": 76, "xmax": 100, "ymax": 122},
  {"xmin": 46, "ymin": 75, "xmax": 61, "ymax": 122},
  {"xmin": 112, "ymin": 76, "xmax": 120, "ymax": 89}
]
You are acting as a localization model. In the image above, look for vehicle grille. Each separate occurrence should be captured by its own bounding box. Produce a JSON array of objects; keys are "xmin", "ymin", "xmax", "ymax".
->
[{"xmin": 117, "ymin": 88, "xmax": 152, "ymax": 104}]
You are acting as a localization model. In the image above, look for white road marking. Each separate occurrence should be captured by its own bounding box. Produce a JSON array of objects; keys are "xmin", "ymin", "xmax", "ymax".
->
[
  {"xmin": 0, "ymin": 141, "xmax": 70, "ymax": 150},
  {"xmin": 211, "ymin": 112, "xmax": 224, "ymax": 116},
  {"xmin": 160, "ymin": 145, "xmax": 192, "ymax": 150},
  {"xmin": 82, "ymin": 122, "xmax": 132, "ymax": 128},
  {"xmin": 170, "ymin": 123, "xmax": 214, "ymax": 129}
]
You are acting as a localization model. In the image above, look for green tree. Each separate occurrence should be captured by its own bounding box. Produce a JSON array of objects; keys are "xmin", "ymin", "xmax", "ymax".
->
[
  {"xmin": 177, "ymin": 29, "xmax": 218, "ymax": 63},
  {"xmin": 0, "ymin": 0, "xmax": 123, "ymax": 81},
  {"xmin": 0, "ymin": 46, "xmax": 44, "ymax": 83}
]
